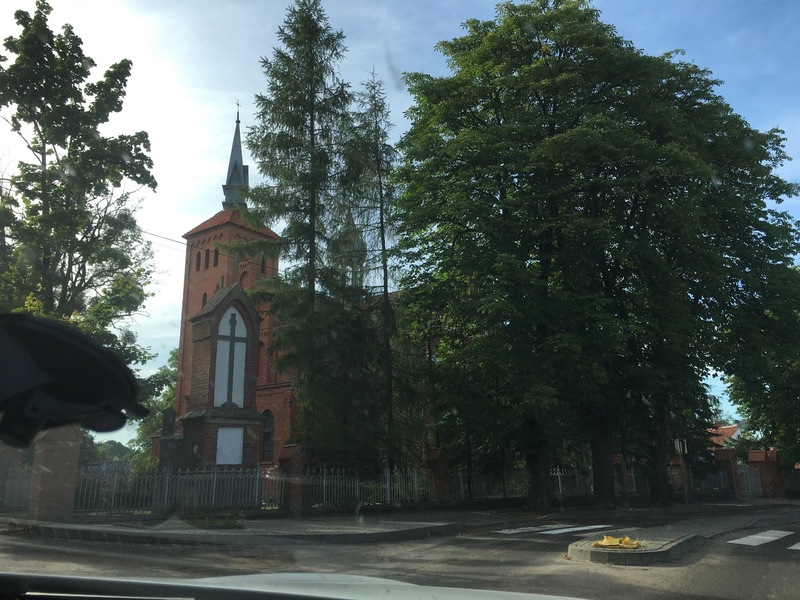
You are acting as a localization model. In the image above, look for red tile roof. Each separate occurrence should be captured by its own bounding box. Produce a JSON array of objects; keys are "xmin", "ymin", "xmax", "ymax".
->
[
  {"xmin": 709, "ymin": 424, "xmax": 741, "ymax": 447},
  {"xmin": 183, "ymin": 208, "xmax": 279, "ymax": 238}
]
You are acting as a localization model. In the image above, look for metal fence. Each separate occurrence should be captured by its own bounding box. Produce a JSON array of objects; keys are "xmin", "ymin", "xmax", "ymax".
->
[
  {"xmin": 3, "ymin": 467, "xmax": 30, "ymax": 510},
  {"xmin": 73, "ymin": 467, "xmax": 279, "ymax": 515},
  {"xmin": 7, "ymin": 460, "xmax": 757, "ymax": 517},
  {"xmin": 738, "ymin": 465, "xmax": 763, "ymax": 498},
  {"xmin": 304, "ymin": 467, "xmax": 434, "ymax": 507}
]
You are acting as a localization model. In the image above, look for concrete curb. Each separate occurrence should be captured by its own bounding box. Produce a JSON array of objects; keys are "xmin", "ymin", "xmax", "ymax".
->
[{"xmin": 0, "ymin": 516, "xmax": 469, "ymax": 546}]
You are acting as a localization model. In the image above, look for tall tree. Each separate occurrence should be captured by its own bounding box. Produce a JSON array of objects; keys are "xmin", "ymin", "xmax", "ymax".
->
[
  {"xmin": 243, "ymin": 0, "xmax": 357, "ymax": 465},
  {"xmin": 350, "ymin": 73, "xmax": 399, "ymax": 466},
  {"xmin": 395, "ymin": 0, "xmax": 797, "ymax": 507},
  {"xmin": 0, "ymin": 0, "xmax": 156, "ymax": 366}
]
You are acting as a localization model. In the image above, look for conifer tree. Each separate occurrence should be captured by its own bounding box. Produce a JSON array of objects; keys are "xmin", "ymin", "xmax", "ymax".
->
[{"xmin": 243, "ymin": 0, "xmax": 360, "ymax": 466}]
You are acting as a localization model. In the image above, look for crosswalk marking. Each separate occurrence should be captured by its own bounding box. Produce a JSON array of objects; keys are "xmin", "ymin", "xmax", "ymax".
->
[
  {"xmin": 495, "ymin": 524, "xmax": 572, "ymax": 535},
  {"xmin": 540, "ymin": 524, "xmax": 611, "ymax": 535},
  {"xmin": 494, "ymin": 523, "xmax": 611, "ymax": 536},
  {"xmin": 727, "ymin": 530, "xmax": 794, "ymax": 546}
]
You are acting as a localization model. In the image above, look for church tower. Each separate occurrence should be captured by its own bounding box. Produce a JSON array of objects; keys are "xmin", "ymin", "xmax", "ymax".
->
[{"xmin": 165, "ymin": 113, "xmax": 294, "ymax": 470}]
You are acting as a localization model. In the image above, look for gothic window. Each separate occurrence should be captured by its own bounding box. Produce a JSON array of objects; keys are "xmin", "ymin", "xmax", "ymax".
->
[
  {"xmin": 213, "ymin": 306, "xmax": 247, "ymax": 408},
  {"xmin": 201, "ymin": 292, "xmax": 207, "ymax": 307},
  {"xmin": 213, "ymin": 247, "xmax": 219, "ymax": 267},
  {"xmin": 262, "ymin": 410, "xmax": 274, "ymax": 462},
  {"xmin": 260, "ymin": 256, "xmax": 266, "ymax": 274},
  {"xmin": 216, "ymin": 427, "xmax": 243, "ymax": 465},
  {"xmin": 204, "ymin": 248, "xmax": 210, "ymax": 269},
  {"xmin": 195, "ymin": 252, "xmax": 201, "ymax": 271}
]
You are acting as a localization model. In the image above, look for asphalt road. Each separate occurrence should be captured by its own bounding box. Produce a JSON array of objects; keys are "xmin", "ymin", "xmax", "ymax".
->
[{"xmin": 0, "ymin": 511, "xmax": 798, "ymax": 599}]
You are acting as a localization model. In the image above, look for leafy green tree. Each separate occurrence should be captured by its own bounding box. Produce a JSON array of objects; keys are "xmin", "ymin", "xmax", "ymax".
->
[
  {"xmin": 0, "ymin": 0, "xmax": 156, "ymax": 367},
  {"xmin": 395, "ymin": 0, "xmax": 797, "ymax": 507},
  {"xmin": 129, "ymin": 349, "xmax": 178, "ymax": 470}
]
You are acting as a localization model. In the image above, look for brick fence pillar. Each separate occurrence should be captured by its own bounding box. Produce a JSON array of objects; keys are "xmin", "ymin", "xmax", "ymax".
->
[
  {"xmin": 279, "ymin": 444, "xmax": 304, "ymax": 517},
  {"xmin": 28, "ymin": 424, "xmax": 82, "ymax": 520},
  {"xmin": 426, "ymin": 449, "xmax": 449, "ymax": 501}
]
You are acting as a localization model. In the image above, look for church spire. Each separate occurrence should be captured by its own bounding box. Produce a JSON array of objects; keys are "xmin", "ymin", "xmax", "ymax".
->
[{"xmin": 222, "ymin": 106, "xmax": 249, "ymax": 208}]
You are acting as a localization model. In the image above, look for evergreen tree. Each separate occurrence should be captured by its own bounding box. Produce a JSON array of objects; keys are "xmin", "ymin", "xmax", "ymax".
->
[
  {"xmin": 350, "ymin": 73, "xmax": 399, "ymax": 466},
  {"xmin": 243, "ymin": 0, "xmax": 367, "ymax": 466}
]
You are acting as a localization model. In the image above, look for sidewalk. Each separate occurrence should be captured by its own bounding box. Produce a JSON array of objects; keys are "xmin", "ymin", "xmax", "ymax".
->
[
  {"xmin": 2, "ymin": 499, "xmax": 798, "ymax": 565},
  {"xmin": 0, "ymin": 508, "xmax": 529, "ymax": 546}
]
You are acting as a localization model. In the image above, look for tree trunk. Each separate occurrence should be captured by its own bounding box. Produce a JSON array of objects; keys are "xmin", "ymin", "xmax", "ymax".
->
[
  {"xmin": 649, "ymin": 408, "xmax": 671, "ymax": 506},
  {"xmin": 525, "ymin": 452, "xmax": 552, "ymax": 512},
  {"xmin": 590, "ymin": 431, "xmax": 616, "ymax": 510}
]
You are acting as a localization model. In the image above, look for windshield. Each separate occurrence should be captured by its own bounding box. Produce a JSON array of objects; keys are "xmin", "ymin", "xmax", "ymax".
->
[{"xmin": 0, "ymin": 1, "xmax": 799, "ymax": 599}]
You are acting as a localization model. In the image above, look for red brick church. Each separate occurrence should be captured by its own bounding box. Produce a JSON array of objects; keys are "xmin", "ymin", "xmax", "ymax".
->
[{"xmin": 157, "ymin": 114, "xmax": 295, "ymax": 470}]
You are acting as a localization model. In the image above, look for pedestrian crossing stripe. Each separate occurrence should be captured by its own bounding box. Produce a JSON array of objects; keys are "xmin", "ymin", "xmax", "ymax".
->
[
  {"xmin": 494, "ymin": 524, "xmax": 611, "ymax": 535},
  {"xmin": 495, "ymin": 524, "xmax": 572, "ymax": 535},
  {"xmin": 539, "ymin": 524, "xmax": 611, "ymax": 535},
  {"xmin": 727, "ymin": 530, "xmax": 793, "ymax": 546}
]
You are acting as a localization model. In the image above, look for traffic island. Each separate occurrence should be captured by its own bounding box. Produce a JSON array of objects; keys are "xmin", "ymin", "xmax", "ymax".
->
[{"xmin": 567, "ymin": 533, "xmax": 704, "ymax": 566}]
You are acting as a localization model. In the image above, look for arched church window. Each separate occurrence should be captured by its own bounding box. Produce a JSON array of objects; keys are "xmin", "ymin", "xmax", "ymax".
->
[
  {"xmin": 213, "ymin": 247, "xmax": 219, "ymax": 267},
  {"xmin": 201, "ymin": 292, "xmax": 207, "ymax": 307},
  {"xmin": 213, "ymin": 306, "xmax": 247, "ymax": 408},
  {"xmin": 195, "ymin": 252, "xmax": 201, "ymax": 271},
  {"xmin": 262, "ymin": 410, "xmax": 275, "ymax": 462},
  {"xmin": 260, "ymin": 256, "xmax": 266, "ymax": 274},
  {"xmin": 204, "ymin": 248, "xmax": 210, "ymax": 269}
]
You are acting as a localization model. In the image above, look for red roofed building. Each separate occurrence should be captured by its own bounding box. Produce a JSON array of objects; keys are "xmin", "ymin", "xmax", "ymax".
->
[
  {"xmin": 159, "ymin": 113, "xmax": 295, "ymax": 470},
  {"xmin": 709, "ymin": 424, "xmax": 742, "ymax": 448}
]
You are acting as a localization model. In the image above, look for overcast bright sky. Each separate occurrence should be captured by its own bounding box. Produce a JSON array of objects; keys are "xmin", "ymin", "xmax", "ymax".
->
[{"xmin": 2, "ymin": 0, "xmax": 799, "ymax": 438}]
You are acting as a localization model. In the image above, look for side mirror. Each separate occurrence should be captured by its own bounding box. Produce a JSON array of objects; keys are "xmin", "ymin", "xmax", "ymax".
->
[{"xmin": 0, "ymin": 313, "xmax": 147, "ymax": 447}]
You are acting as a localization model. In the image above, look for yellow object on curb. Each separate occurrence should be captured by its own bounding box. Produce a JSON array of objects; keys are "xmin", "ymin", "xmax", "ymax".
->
[{"xmin": 591, "ymin": 535, "xmax": 640, "ymax": 549}]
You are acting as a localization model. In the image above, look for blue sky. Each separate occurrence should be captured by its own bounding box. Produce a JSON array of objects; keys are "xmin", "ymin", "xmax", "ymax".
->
[{"xmin": 2, "ymin": 0, "xmax": 798, "ymax": 439}]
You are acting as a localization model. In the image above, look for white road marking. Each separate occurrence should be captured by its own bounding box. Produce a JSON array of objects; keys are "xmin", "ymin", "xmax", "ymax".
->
[
  {"xmin": 727, "ymin": 530, "xmax": 793, "ymax": 546},
  {"xmin": 539, "ymin": 524, "xmax": 612, "ymax": 535},
  {"xmin": 494, "ymin": 524, "xmax": 573, "ymax": 535},
  {"xmin": 787, "ymin": 541, "xmax": 800, "ymax": 551}
]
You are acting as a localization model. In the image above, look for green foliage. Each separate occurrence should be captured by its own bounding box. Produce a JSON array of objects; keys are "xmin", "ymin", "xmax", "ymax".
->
[
  {"xmin": 0, "ymin": 0, "xmax": 157, "ymax": 370},
  {"xmin": 394, "ymin": 0, "xmax": 798, "ymax": 506},
  {"xmin": 128, "ymin": 349, "xmax": 178, "ymax": 469},
  {"xmin": 241, "ymin": 0, "xmax": 403, "ymax": 472}
]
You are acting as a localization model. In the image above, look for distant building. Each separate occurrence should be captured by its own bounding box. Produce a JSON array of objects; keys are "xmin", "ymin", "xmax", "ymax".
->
[
  {"xmin": 157, "ymin": 113, "xmax": 295, "ymax": 470},
  {"xmin": 709, "ymin": 424, "xmax": 742, "ymax": 448}
]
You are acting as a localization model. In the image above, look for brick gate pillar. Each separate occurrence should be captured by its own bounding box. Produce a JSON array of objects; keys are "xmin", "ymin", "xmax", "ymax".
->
[{"xmin": 28, "ymin": 424, "xmax": 82, "ymax": 520}]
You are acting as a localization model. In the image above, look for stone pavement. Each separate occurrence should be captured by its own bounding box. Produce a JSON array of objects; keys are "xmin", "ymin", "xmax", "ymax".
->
[{"xmin": 1, "ymin": 498, "xmax": 798, "ymax": 566}]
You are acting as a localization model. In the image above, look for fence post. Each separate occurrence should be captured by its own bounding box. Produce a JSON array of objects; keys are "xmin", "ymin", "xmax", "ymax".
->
[
  {"xmin": 385, "ymin": 468, "xmax": 392, "ymax": 504},
  {"xmin": 110, "ymin": 469, "xmax": 119, "ymax": 513}
]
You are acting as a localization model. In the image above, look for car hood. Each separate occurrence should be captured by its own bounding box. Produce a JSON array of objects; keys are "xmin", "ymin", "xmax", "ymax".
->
[{"xmin": 193, "ymin": 573, "xmax": 587, "ymax": 599}]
